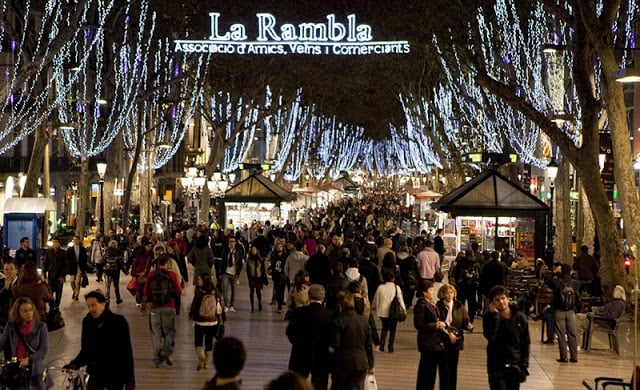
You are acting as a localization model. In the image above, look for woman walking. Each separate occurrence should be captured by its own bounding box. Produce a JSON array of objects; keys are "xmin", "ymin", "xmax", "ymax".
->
[
  {"xmin": 414, "ymin": 279, "xmax": 449, "ymax": 390},
  {"xmin": 246, "ymin": 245, "xmax": 268, "ymax": 312},
  {"xmin": 189, "ymin": 272, "xmax": 223, "ymax": 371},
  {"xmin": 436, "ymin": 284, "xmax": 473, "ymax": 389},
  {"xmin": 269, "ymin": 241, "xmax": 289, "ymax": 314},
  {"xmin": 372, "ymin": 271, "xmax": 406, "ymax": 352},
  {"xmin": 12, "ymin": 262, "xmax": 54, "ymax": 324},
  {"xmin": 0, "ymin": 297, "xmax": 48, "ymax": 389}
]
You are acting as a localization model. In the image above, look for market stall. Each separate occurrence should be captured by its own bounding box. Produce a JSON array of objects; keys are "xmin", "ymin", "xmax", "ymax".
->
[{"xmin": 431, "ymin": 170, "xmax": 549, "ymax": 265}]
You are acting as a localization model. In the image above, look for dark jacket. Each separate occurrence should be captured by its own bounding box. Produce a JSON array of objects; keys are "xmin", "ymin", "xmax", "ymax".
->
[
  {"xmin": 413, "ymin": 297, "xmax": 446, "ymax": 352},
  {"xmin": 453, "ymin": 257, "xmax": 481, "ymax": 288},
  {"xmin": 573, "ymin": 253, "xmax": 599, "ymax": 281},
  {"xmin": 220, "ymin": 248, "xmax": 244, "ymax": 277},
  {"xmin": 14, "ymin": 247, "xmax": 36, "ymax": 268},
  {"xmin": 546, "ymin": 273, "xmax": 582, "ymax": 311},
  {"xmin": 436, "ymin": 299, "xmax": 470, "ymax": 350},
  {"xmin": 433, "ymin": 235, "xmax": 445, "ymax": 256},
  {"xmin": 69, "ymin": 308, "xmax": 135, "ymax": 387},
  {"xmin": 67, "ymin": 245, "xmax": 88, "ymax": 275},
  {"xmin": 482, "ymin": 303, "xmax": 530, "ymax": 371},
  {"xmin": 358, "ymin": 259, "xmax": 381, "ymax": 299},
  {"xmin": 306, "ymin": 252, "xmax": 331, "ymax": 286},
  {"xmin": 478, "ymin": 259, "xmax": 506, "ymax": 296},
  {"xmin": 43, "ymin": 247, "xmax": 67, "ymax": 280},
  {"xmin": 330, "ymin": 309, "xmax": 374, "ymax": 371},
  {"xmin": 286, "ymin": 301, "xmax": 332, "ymax": 374},
  {"xmin": 12, "ymin": 280, "xmax": 54, "ymax": 321}
]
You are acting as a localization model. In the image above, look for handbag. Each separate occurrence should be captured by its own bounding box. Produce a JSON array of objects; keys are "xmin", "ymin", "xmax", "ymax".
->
[
  {"xmin": 389, "ymin": 286, "xmax": 407, "ymax": 322},
  {"xmin": 81, "ymin": 272, "xmax": 89, "ymax": 288},
  {"xmin": 46, "ymin": 307, "xmax": 65, "ymax": 332},
  {"xmin": 1, "ymin": 360, "xmax": 30, "ymax": 389},
  {"xmin": 214, "ymin": 314, "xmax": 225, "ymax": 340}
]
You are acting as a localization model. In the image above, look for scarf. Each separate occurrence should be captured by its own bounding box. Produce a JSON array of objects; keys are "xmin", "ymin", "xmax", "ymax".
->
[{"xmin": 16, "ymin": 320, "xmax": 34, "ymax": 360}]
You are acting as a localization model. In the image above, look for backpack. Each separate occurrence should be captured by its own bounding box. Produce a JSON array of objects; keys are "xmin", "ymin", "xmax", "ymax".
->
[
  {"xmin": 148, "ymin": 270, "xmax": 174, "ymax": 305},
  {"xmin": 104, "ymin": 255, "xmax": 120, "ymax": 271},
  {"xmin": 198, "ymin": 292, "xmax": 217, "ymax": 321},
  {"xmin": 558, "ymin": 278, "xmax": 576, "ymax": 310},
  {"xmin": 460, "ymin": 262, "xmax": 479, "ymax": 285}
]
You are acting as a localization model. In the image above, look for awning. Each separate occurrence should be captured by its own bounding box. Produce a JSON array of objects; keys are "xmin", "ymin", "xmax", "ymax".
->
[
  {"xmin": 431, "ymin": 170, "xmax": 549, "ymax": 217},
  {"xmin": 3, "ymin": 198, "xmax": 56, "ymax": 215}
]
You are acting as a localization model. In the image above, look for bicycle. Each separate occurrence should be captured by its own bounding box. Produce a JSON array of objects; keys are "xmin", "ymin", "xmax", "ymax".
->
[{"xmin": 43, "ymin": 366, "xmax": 89, "ymax": 390}]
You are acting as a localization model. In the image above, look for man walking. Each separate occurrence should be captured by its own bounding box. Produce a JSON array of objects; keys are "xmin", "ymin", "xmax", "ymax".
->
[
  {"xmin": 14, "ymin": 237, "xmax": 36, "ymax": 269},
  {"xmin": 43, "ymin": 237, "xmax": 67, "ymax": 307},
  {"xmin": 65, "ymin": 290, "xmax": 136, "ymax": 389},
  {"xmin": 67, "ymin": 235, "xmax": 89, "ymax": 301},
  {"xmin": 416, "ymin": 241, "xmax": 440, "ymax": 281},
  {"xmin": 483, "ymin": 285, "xmax": 530, "ymax": 390},
  {"xmin": 220, "ymin": 237, "xmax": 244, "ymax": 312},
  {"xmin": 143, "ymin": 255, "xmax": 182, "ymax": 367}
]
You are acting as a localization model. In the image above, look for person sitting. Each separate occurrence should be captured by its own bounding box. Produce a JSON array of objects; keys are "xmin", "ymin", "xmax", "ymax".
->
[{"xmin": 578, "ymin": 284, "xmax": 626, "ymax": 346}]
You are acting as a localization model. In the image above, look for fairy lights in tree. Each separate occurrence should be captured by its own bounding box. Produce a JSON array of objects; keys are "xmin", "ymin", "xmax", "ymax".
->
[
  {"xmin": 55, "ymin": 0, "xmax": 156, "ymax": 159},
  {"xmin": 0, "ymin": 0, "xmax": 97, "ymax": 154}
]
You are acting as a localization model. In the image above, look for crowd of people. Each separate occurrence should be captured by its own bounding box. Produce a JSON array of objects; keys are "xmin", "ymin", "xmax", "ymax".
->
[{"xmin": 0, "ymin": 190, "xmax": 628, "ymax": 389}]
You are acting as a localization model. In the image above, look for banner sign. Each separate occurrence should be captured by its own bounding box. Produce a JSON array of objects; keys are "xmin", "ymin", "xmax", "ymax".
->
[{"xmin": 174, "ymin": 12, "xmax": 411, "ymax": 56}]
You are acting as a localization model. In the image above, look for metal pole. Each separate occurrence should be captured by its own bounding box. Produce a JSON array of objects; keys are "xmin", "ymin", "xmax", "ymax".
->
[{"xmin": 99, "ymin": 179, "xmax": 105, "ymax": 235}]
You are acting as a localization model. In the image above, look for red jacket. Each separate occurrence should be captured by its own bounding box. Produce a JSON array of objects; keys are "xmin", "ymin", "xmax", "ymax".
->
[{"xmin": 143, "ymin": 269, "xmax": 182, "ymax": 309}]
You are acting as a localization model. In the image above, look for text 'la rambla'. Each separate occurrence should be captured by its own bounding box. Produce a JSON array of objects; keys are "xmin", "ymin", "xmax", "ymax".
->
[{"xmin": 208, "ymin": 12, "xmax": 373, "ymax": 42}]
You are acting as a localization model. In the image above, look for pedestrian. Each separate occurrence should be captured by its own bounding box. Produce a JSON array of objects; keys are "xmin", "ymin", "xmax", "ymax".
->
[
  {"xmin": 545, "ymin": 262, "xmax": 581, "ymax": 363},
  {"xmin": 414, "ymin": 279, "xmax": 449, "ymax": 390},
  {"xmin": 0, "ymin": 297, "xmax": 48, "ymax": 390},
  {"xmin": 189, "ymin": 271, "xmax": 224, "ymax": 371},
  {"xmin": 130, "ymin": 237, "xmax": 154, "ymax": 305},
  {"xmin": 483, "ymin": 285, "xmax": 530, "ymax": 390},
  {"xmin": 65, "ymin": 290, "xmax": 135, "ymax": 389},
  {"xmin": 372, "ymin": 271, "xmax": 405, "ymax": 353},
  {"xmin": 143, "ymin": 255, "xmax": 182, "ymax": 367},
  {"xmin": 330, "ymin": 290, "xmax": 375, "ymax": 390},
  {"xmin": 188, "ymin": 234, "xmax": 215, "ymax": 286},
  {"xmin": 269, "ymin": 241, "xmax": 289, "ymax": 313},
  {"xmin": 436, "ymin": 284, "xmax": 473, "ymax": 390},
  {"xmin": 246, "ymin": 245, "xmax": 268, "ymax": 312},
  {"xmin": 219, "ymin": 236, "xmax": 244, "ymax": 313},
  {"xmin": 202, "ymin": 337, "xmax": 246, "ymax": 390},
  {"xmin": 42, "ymin": 237, "xmax": 67, "ymax": 308},
  {"xmin": 285, "ymin": 284, "xmax": 332, "ymax": 390},
  {"xmin": 103, "ymin": 239, "xmax": 125, "ymax": 305}
]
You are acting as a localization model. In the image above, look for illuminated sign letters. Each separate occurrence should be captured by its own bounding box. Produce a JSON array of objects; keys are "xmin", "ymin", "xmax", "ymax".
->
[{"xmin": 174, "ymin": 12, "xmax": 410, "ymax": 56}]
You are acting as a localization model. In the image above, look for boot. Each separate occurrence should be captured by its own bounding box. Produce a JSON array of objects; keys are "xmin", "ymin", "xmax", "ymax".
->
[
  {"xmin": 204, "ymin": 351, "xmax": 212, "ymax": 369},
  {"xmin": 196, "ymin": 347, "xmax": 205, "ymax": 371},
  {"xmin": 251, "ymin": 300, "xmax": 255, "ymax": 313},
  {"xmin": 258, "ymin": 301, "xmax": 263, "ymax": 311}
]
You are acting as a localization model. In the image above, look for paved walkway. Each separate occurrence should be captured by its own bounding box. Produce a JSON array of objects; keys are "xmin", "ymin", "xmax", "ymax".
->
[{"xmin": 44, "ymin": 270, "xmax": 638, "ymax": 389}]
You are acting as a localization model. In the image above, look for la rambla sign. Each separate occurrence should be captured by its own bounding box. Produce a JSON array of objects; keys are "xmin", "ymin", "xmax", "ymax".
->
[{"xmin": 174, "ymin": 12, "xmax": 410, "ymax": 56}]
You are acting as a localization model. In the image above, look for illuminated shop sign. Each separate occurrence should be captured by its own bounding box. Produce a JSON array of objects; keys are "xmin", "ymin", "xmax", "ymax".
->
[{"xmin": 174, "ymin": 12, "xmax": 411, "ymax": 55}]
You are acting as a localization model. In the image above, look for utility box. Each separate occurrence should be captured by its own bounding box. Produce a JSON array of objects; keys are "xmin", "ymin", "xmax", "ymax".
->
[{"xmin": 3, "ymin": 198, "xmax": 56, "ymax": 263}]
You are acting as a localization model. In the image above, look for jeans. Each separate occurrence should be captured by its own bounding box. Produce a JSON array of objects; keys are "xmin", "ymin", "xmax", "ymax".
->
[
  {"xmin": 379, "ymin": 317, "xmax": 398, "ymax": 351},
  {"xmin": 220, "ymin": 273, "xmax": 237, "ymax": 308},
  {"xmin": 149, "ymin": 307, "xmax": 176, "ymax": 363},
  {"xmin": 554, "ymin": 309, "xmax": 578, "ymax": 361}
]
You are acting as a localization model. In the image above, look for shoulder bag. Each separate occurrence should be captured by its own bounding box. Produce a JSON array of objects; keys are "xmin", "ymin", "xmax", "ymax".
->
[{"xmin": 389, "ymin": 286, "xmax": 407, "ymax": 322}]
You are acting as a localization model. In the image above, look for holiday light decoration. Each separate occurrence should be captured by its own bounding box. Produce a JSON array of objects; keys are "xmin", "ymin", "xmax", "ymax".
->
[
  {"xmin": 55, "ymin": 0, "xmax": 156, "ymax": 159},
  {"xmin": 0, "ymin": 0, "xmax": 103, "ymax": 154}
]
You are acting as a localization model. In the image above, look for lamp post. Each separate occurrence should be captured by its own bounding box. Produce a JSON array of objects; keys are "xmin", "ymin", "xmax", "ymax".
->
[
  {"xmin": 546, "ymin": 158, "xmax": 559, "ymax": 263},
  {"xmin": 96, "ymin": 162, "xmax": 107, "ymax": 235}
]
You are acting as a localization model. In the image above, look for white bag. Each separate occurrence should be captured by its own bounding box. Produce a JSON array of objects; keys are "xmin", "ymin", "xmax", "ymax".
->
[{"xmin": 364, "ymin": 374, "xmax": 378, "ymax": 390}]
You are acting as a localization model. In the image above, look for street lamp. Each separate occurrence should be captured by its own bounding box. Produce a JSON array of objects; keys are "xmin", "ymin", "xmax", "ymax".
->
[
  {"xmin": 546, "ymin": 158, "xmax": 559, "ymax": 263},
  {"xmin": 96, "ymin": 162, "xmax": 107, "ymax": 235}
]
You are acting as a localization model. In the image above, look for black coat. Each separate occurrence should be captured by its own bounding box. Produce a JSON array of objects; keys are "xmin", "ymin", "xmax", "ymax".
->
[
  {"xmin": 482, "ymin": 303, "xmax": 530, "ymax": 371},
  {"xmin": 413, "ymin": 297, "xmax": 445, "ymax": 352},
  {"xmin": 67, "ymin": 245, "xmax": 88, "ymax": 275},
  {"xmin": 286, "ymin": 301, "xmax": 332, "ymax": 374},
  {"xmin": 478, "ymin": 260, "xmax": 506, "ymax": 296},
  {"xmin": 70, "ymin": 308, "xmax": 135, "ymax": 386}
]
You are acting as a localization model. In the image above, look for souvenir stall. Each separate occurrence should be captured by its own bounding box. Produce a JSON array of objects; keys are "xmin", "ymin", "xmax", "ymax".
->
[{"xmin": 431, "ymin": 170, "xmax": 548, "ymax": 265}]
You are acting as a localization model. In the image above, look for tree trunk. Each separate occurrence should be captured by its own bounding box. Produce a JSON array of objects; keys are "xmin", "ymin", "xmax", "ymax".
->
[
  {"xmin": 578, "ymin": 184, "xmax": 596, "ymax": 253},
  {"xmin": 23, "ymin": 125, "xmax": 48, "ymax": 197},
  {"xmin": 76, "ymin": 157, "xmax": 90, "ymax": 240},
  {"xmin": 554, "ymin": 158, "xmax": 572, "ymax": 265}
]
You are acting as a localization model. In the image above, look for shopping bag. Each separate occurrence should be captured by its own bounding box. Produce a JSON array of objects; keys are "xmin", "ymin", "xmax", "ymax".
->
[{"xmin": 364, "ymin": 374, "xmax": 377, "ymax": 390}]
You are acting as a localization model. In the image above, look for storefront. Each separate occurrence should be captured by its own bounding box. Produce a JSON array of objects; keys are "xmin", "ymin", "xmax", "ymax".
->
[{"xmin": 432, "ymin": 170, "xmax": 548, "ymax": 265}]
